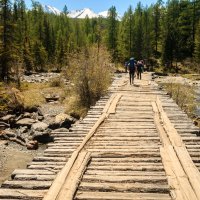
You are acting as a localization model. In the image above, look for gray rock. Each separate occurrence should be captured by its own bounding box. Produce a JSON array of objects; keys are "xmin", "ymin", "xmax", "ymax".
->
[
  {"xmin": 1, "ymin": 114, "xmax": 16, "ymax": 122},
  {"xmin": 31, "ymin": 122, "xmax": 48, "ymax": 132},
  {"xmin": 48, "ymin": 113, "xmax": 76, "ymax": 129},
  {"xmin": 16, "ymin": 118, "xmax": 36, "ymax": 127},
  {"xmin": 38, "ymin": 116, "xmax": 44, "ymax": 121},
  {"xmin": 55, "ymin": 113, "xmax": 76, "ymax": 124},
  {"xmin": 23, "ymin": 112, "xmax": 32, "ymax": 118}
]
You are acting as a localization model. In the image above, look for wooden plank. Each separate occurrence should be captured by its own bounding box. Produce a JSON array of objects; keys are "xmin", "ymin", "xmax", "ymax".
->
[
  {"xmin": 79, "ymin": 182, "xmax": 169, "ymax": 193},
  {"xmin": 14, "ymin": 174, "xmax": 55, "ymax": 181},
  {"xmin": 85, "ymin": 170, "xmax": 166, "ymax": 176},
  {"xmin": 82, "ymin": 174, "xmax": 167, "ymax": 183},
  {"xmin": 56, "ymin": 152, "xmax": 91, "ymax": 200},
  {"xmin": 87, "ymin": 165, "xmax": 164, "ymax": 171},
  {"xmin": 12, "ymin": 169, "xmax": 56, "ymax": 176},
  {"xmin": 75, "ymin": 191, "xmax": 172, "ymax": 200},
  {"xmin": 1, "ymin": 180, "xmax": 52, "ymax": 189},
  {"xmin": 0, "ymin": 189, "xmax": 47, "ymax": 200}
]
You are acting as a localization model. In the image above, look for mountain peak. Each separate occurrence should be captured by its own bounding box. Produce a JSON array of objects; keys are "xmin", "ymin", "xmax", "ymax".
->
[
  {"xmin": 42, "ymin": 5, "xmax": 121, "ymax": 20},
  {"xmin": 68, "ymin": 8, "xmax": 99, "ymax": 19}
]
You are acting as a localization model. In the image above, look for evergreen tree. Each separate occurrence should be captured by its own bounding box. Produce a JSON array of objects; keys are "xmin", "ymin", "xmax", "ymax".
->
[
  {"xmin": 106, "ymin": 6, "xmax": 118, "ymax": 61},
  {"xmin": 133, "ymin": 2, "xmax": 143, "ymax": 59},
  {"xmin": 63, "ymin": 5, "xmax": 68, "ymax": 15},
  {"xmin": 33, "ymin": 41, "xmax": 48, "ymax": 71},
  {"xmin": 117, "ymin": 6, "xmax": 133, "ymax": 60},
  {"xmin": 55, "ymin": 30, "xmax": 65, "ymax": 71},
  {"xmin": 0, "ymin": 0, "xmax": 15, "ymax": 81},
  {"xmin": 153, "ymin": 0, "xmax": 163, "ymax": 54},
  {"xmin": 194, "ymin": 20, "xmax": 200, "ymax": 62}
]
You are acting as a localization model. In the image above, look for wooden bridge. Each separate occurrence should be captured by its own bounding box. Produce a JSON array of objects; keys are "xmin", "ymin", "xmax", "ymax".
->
[{"xmin": 0, "ymin": 73, "xmax": 200, "ymax": 200}]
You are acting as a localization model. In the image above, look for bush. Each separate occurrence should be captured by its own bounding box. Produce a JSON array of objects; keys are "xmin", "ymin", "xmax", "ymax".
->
[
  {"xmin": 0, "ymin": 83, "xmax": 24, "ymax": 115},
  {"xmin": 64, "ymin": 46, "xmax": 114, "ymax": 108}
]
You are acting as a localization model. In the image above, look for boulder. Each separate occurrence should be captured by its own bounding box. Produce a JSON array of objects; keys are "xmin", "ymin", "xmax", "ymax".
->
[
  {"xmin": 16, "ymin": 118, "xmax": 36, "ymax": 127},
  {"xmin": 31, "ymin": 122, "xmax": 48, "ymax": 132},
  {"xmin": 1, "ymin": 114, "xmax": 16, "ymax": 122},
  {"xmin": 55, "ymin": 113, "xmax": 76, "ymax": 128},
  {"xmin": 49, "ymin": 113, "xmax": 76, "ymax": 129}
]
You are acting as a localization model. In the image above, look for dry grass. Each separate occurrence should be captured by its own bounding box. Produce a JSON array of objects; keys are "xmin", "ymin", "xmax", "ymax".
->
[
  {"xmin": 20, "ymin": 82, "xmax": 67, "ymax": 108},
  {"xmin": 64, "ymin": 46, "xmax": 114, "ymax": 108},
  {"xmin": 161, "ymin": 82, "xmax": 197, "ymax": 117},
  {"xmin": 182, "ymin": 74, "xmax": 200, "ymax": 81}
]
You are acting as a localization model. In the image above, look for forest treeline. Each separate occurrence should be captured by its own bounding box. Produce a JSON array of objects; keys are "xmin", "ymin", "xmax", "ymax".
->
[{"xmin": 1, "ymin": 0, "xmax": 200, "ymax": 82}]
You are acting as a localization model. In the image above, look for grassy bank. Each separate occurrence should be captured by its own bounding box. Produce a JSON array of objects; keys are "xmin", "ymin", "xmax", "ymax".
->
[{"xmin": 160, "ymin": 82, "xmax": 199, "ymax": 127}]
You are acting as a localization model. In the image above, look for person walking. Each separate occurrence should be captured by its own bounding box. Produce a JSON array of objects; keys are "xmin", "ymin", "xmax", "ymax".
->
[
  {"xmin": 137, "ymin": 60, "xmax": 143, "ymax": 80},
  {"xmin": 128, "ymin": 57, "xmax": 136, "ymax": 85}
]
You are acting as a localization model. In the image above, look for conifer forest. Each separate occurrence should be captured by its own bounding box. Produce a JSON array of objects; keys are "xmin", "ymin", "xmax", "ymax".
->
[{"xmin": 0, "ymin": 0, "xmax": 200, "ymax": 82}]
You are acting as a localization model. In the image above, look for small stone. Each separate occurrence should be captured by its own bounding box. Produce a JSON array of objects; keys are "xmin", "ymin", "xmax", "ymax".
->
[
  {"xmin": 26, "ymin": 140, "xmax": 38, "ymax": 150},
  {"xmin": 23, "ymin": 112, "xmax": 32, "ymax": 118}
]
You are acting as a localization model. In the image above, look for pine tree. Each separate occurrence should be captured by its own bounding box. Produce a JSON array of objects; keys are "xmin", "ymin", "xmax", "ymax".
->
[
  {"xmin": 133, "ymin": 2, "xmax": 143, "ymax": 59},
  {"xmin": 194, "ymin": 20, "xmax": 200, "ymax": 63},
  {"xmin": 33, "ymin": 41, "xmax": 48, "ymax": 72},
  {"xmin": 55, "ymin": 30, "xmax": 65, "ymax": 71},
  {"xmin": 117, "ymin": 6, "xmax": 134, "ymax": 60},
  {"xmin": 153, "ymin": 0, "xmax": 163, "ymax": 54},
  {"xmin": 63, "ymin": 5, "xmax": 68, "ymax": 15},
  {"xmin": 106, "ymin": 6, "xmax": 118, "ymax": 61},
  {"xmin": 0, "ymin": 0, "xmax": 15, "ymax": 81}
]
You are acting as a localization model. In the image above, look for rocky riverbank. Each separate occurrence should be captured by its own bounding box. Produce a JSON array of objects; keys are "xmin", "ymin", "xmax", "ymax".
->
[{"xmin": 0, "ymin": 104, "xmax": 78, "ymax": 150}]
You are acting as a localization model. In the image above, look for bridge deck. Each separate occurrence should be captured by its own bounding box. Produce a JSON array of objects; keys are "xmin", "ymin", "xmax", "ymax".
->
[{"xmin": 0, "ymin": 73, "xmax": 200, "ymax": 200}]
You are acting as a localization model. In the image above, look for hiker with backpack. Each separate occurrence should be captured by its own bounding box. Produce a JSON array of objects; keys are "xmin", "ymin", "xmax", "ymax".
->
[{"xmin": 128, "ymin": 57, "xmax": 136, "ymax": 85}]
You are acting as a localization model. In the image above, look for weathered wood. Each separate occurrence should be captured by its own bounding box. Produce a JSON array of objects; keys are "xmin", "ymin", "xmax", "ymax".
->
[
  {"xmin": 1, "ymin": 180, "xmax": 52, "ymax": 189},
  {"xmin": 79, "ymin": 182, "xmax": 169, "ymax": 193},
  {"xmin": 75, "ymin": 191, "xmax": 172, "ymax": 200},
  {"xmin": 0, "ymin": 189, "xmax": 47, "ymax": 200}
]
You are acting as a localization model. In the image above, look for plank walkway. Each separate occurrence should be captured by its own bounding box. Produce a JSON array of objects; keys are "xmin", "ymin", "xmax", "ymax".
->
[{"xmin": 0, "ymin": 72, "xmax": 200, "ymax": 200}]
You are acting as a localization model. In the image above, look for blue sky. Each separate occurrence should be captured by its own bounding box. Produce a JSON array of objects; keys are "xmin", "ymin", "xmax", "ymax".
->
[{"xmin": 25, "ymin": 0, "xmax": 160, "ymax": 15}]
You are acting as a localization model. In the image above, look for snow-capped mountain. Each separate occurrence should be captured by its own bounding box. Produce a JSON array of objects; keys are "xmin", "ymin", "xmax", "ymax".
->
[
  {"xmin": 43, "ymin": 5, "xmax": 61, "ymax": 15},
  {"xmin": 42, "ymin": 5, "xmax": 121, "ymax": 20},
  {"xmin": 98, "ymin": 11, "xmax": 109, "ymax": 18},
  {"xmin": 69, "ymin": 8, "xmax": 99, "ymax": 19}
]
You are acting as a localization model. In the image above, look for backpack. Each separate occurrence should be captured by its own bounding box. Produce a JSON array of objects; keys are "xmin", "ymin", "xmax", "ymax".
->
[{"xmin": 129, "ymin": 58, "xmax": 135, "ymax": 70}]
